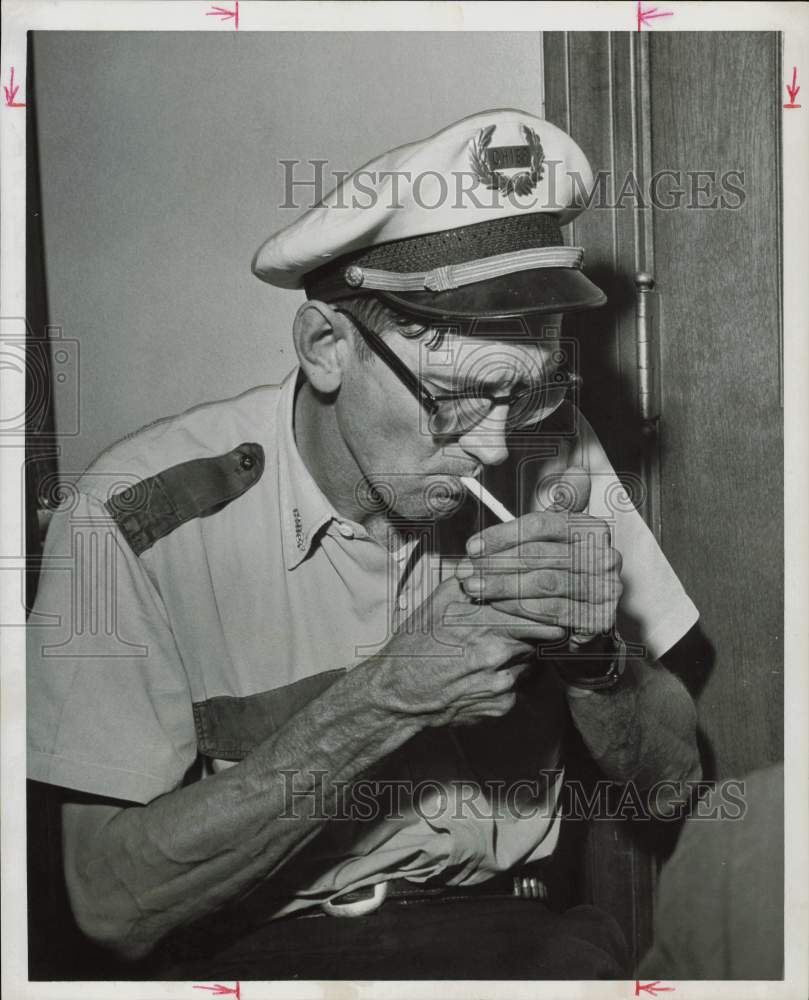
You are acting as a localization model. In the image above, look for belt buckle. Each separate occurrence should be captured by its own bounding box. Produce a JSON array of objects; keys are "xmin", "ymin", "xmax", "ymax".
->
[{"xmin": 321, "ymin": 880, "xmax": 389, "ymax": 918}]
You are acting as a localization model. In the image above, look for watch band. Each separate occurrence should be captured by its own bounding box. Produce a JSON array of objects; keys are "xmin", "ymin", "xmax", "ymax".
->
[{"xmin": 552, "ymin": 635, "xmax": 628, "ymax": 691}]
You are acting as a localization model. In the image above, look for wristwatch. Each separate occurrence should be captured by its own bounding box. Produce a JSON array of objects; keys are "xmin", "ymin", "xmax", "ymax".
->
[{"xmin": 552, "ymin": 634, "xmax": 628, "ymax": 691}]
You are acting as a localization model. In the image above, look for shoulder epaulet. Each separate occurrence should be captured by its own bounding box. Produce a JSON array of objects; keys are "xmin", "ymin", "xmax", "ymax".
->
[{"xmin": 105, "ymin": 442, "xmax": 264, "ymax": 555}]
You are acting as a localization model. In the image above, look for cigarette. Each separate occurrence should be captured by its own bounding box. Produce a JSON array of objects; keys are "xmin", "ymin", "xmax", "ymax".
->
[{"xmin": 460, "ymin": 476, "xmax": 515, "ymax": 523}]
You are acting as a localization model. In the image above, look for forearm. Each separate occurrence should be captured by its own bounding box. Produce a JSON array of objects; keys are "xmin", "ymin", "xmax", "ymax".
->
[
  {"xmin": 564, "ymin": 657, "xmax": 701, "ymax": 791},
  {"xmin": 65, "ymin": 656, "xmax": 420, "ymax": 960}
]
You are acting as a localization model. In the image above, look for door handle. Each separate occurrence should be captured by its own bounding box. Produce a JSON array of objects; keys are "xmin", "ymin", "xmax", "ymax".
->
[{"xmin": 635, "ymin": 271, "xmax": 659, "ymax": 428}]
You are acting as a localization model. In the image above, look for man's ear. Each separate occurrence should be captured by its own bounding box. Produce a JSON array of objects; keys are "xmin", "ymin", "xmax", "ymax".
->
[{"xmin": 292, "ymin": 301, "xmax": 352, "ymax": 394}]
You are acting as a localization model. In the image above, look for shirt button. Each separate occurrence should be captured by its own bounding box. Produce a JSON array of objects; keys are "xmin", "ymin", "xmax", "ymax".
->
[{"xmin": 239, "ymin": 453, "xmax": 255, "ymax": 471}]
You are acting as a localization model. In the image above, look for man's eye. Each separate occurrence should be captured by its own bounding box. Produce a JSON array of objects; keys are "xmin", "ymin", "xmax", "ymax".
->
[
  {"xmin": 424, "ymin": 379, "xmax": 469, "ymax": 396},
  {"xmin": 423, "ymin": 381, "xmax": 453, "ymax": 396}
]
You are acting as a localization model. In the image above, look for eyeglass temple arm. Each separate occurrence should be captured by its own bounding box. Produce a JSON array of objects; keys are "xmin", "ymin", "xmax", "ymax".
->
[
  {"xmin": 333, "ymin": 307, "xmax": 580, "ymax": 406},
  {"xmin": 429, "ymin": 370, "xmax": 581, "ymax": 404},
  {"xmin": 332, "ymin": 308, "xmax": 440, "ymax": 414}
]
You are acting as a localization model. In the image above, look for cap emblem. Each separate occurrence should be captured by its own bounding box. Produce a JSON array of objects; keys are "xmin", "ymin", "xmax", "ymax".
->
[{"xmin": 469, "ymin": 123, "xmax": 545, "ymax": 197}]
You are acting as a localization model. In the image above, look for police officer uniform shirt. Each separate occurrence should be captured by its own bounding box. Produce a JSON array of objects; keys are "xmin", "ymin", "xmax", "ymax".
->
[{"xmin": 27, "ymin": 109, "xmax": 698, "ymax": 918}]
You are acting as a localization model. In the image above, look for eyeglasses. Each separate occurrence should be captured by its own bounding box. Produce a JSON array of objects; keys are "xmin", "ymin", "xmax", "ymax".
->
[{"xmin": 334, "ymin": 307, "xmax": 579, "ymax": 437}]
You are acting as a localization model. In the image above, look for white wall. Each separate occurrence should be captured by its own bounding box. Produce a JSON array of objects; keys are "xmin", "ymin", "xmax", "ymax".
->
[{"xmin": 33, "ymin": 31, "xmax": 543, "ymax": 476}]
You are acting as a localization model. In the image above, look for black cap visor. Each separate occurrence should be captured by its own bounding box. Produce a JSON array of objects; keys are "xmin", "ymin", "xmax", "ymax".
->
[{"xmin": 371, "ymin": 266, "xmax": 607, "ymax": 322}]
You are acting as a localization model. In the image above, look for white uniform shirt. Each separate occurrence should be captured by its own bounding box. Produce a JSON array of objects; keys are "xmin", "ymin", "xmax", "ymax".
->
[{"xmin": 27, "ymin": 369, "xmax": 698, "ymax": 915}]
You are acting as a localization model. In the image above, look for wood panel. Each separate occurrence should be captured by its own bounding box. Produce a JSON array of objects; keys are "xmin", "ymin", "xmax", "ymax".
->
[
  {"xmin": 543, "ymin": 31, "xmax": 784, "ymax": 965},
  {"xmin": 649, "ymin": 32, "xmax": 783, "ymax": 777},
  {"xmin": 546, "ymin": 28, "xmax": 784, "ymax": 779},
  {"xmin": 544, "ymin": 32, "xmax": 658, "ymax": 965},
  {"xmin": 544, "ymin": 34, "xmax": 651, "ymax": 482}
]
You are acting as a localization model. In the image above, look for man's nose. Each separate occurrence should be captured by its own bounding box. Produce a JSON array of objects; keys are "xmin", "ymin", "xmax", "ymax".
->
[{"xmin": 456, "ymin": 407, "xmax": 510, "ymax": 467}]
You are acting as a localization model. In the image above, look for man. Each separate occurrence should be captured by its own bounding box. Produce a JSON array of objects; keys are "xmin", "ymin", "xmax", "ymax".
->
[{"xmin": 27, "ymin": 109, "xmax": 700, "ymax": 979}]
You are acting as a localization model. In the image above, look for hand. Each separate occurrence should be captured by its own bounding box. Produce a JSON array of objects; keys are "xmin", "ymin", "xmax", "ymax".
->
[
  {"xmin": 454, "ymin": 466, "xmax": 623, "ymax": 644},
  {"xmin": 374, "ymin": 575, "xmax": 568, "ymax": 728}
]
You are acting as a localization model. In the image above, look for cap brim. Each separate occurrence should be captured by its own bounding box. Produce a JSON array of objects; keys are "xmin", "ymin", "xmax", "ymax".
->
[{"xmin": 373, "ymin": 267, "xmax": 607, "ymax": 322}]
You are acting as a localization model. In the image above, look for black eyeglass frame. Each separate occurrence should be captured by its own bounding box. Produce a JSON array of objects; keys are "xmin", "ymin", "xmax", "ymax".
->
[{"xmin": 334, "ymin": 307, "xmax": 580, "ymax": 434}]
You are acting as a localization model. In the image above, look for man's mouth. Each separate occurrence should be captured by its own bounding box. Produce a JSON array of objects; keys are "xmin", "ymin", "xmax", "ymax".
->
[
  {"xmin": 430, "ymin": 465, "xmax": 482, "ymax": 481},
  {"xmin": 423, "ymin": 475, "xmax": 468, "ymax": 513}
]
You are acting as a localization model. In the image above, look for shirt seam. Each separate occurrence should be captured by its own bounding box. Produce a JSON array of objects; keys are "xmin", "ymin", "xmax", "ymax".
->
[{"xmin": 28, "ymin": 747, "xmax": 174, "ymax": 783}]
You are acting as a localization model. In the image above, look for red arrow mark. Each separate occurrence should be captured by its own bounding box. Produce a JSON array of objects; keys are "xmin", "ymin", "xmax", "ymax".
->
[
  {"xmin": 193, "ymin": 983, "xmax": 241, "ymax": 999},
  {"xmin": 3, "ymin": 66, "xmax": 27, "ymax": 108},
  {"xmin": 635, "ymin": 981, "xmax": 675, "ymax": 997},
  {"xmin": 206, "ymin": 1, "xmax": 239, "ymax": 29},
  {"xmin": 637, "ymin": 1, "xmax": 674, "ymax": 31},
  {"xmin": 784, "ymin": 66, "xmax": 801, "ymax": 108}
]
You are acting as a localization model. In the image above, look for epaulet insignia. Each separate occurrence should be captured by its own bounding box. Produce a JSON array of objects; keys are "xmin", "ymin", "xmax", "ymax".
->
[{"xmin": 105, "ymin": 442, "xmax": 264, "ymax": 555}]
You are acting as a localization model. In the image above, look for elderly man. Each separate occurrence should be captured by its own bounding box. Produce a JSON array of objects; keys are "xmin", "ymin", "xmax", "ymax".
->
[{"xmin": 27, "ymin": 110, "xmax": 700, "ymax": 979}]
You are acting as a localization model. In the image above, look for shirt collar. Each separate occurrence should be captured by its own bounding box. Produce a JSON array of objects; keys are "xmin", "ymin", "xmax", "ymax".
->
[{"xmin": 277, "ymin": 368, "xmax": 359, "ymax": 570}]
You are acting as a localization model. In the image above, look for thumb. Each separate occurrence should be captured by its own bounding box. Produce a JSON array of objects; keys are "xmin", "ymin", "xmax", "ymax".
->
[
  {"xmin": 547, "ymin": 466, "xmax": 594, "ymax": 650},
  {"xmin": 547, "ymin": 465, "xmax": 591, "ymax": 514}
]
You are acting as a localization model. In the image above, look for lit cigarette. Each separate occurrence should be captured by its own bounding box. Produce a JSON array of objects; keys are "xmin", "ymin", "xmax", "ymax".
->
[{"xmin": 460, "ymin": 476, "xmax": 515, "ymax": 523}]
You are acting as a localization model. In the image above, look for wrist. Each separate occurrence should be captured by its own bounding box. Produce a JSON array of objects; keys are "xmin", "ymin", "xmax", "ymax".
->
[
  {"xmin": 552, "ymin": 634, "xmax": 628, "ymax": 692},
  {"xmin": 354, "ymin": 653, "xmax": 429, "ymax": 737}
]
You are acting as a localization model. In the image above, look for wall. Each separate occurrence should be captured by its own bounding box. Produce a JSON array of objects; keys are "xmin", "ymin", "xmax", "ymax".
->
[{"xmin": 32, "ymin": 30, "xmax": 543, "ymax": 477}]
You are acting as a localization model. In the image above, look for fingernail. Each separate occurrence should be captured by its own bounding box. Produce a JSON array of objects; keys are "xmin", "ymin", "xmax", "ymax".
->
[
  {"xmin": 467, "ymin": 537, "xmax": 485, "ymax": 557},
  {"xmin": 455, "ymin": 559, "xmax": 474, "ymax": 579}
]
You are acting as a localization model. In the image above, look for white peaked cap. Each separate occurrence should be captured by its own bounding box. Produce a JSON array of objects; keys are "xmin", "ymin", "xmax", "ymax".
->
[{"xmin": 253, "ymin": 109, "xmax": 606, "ymax": 321}]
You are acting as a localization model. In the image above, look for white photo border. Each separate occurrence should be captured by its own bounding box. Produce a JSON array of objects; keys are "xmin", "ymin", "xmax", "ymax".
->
[{"xmin": 2, "ymin": 3, "xmax": 807, "ymax": 998}]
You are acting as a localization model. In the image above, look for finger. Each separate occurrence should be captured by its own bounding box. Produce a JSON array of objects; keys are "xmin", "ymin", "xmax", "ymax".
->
[
  {"xmin": 456, "ymin": 541, "xmax": 622, "ymax": 577},
  {"xmin": 467, "ymin": 509, "xmax": 611, "ymax": 557},
  {"xmin": 540, "ymin": 465, "xmax": 592, "ymax": 514},
  {"xmin": 569, "ymin": 629, "xmax": 600, "ymax": 646},
  {"xmin": 459, "ymin": 568, "xmax": 622, "ymax": 605},
  {"xmin": 442, "ymin": 599, "xmax": 569, "ymax": 642},
  {"xmin": 496, "ymin": 661, "xmax": 532, "ymax": 686},
  {"xmin": 490, "ymin": 597, "xmax": 618, "ymax": 634},
  {"xmin": 443, "ymin": 670, "xmax": 523, "ymax": 711},
  {"xmin": 432, "ymin": 660, "xmax": 525, "ymax": 714},
  {"xmin": 499, "ymin": 619, "xmax": 569, "ymax": 643},
  {"xmin": 448, "ymin": 692, "xmax": 518, "ymax": 724}
]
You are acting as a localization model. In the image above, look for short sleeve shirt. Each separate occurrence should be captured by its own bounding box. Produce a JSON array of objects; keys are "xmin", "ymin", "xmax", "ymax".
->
[{"xmin": 27, "ymin": 368, "xmax": 698, "ymax": 914}]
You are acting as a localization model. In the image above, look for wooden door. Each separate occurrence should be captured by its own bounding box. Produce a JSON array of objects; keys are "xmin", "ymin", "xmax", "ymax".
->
[
  {"xmin": 544, "ymin": 30, "xmax": 783, "ymax": 962},
  {"xmin": 648, "ymin": 32, "xmax": 783, "ymax": 776}
]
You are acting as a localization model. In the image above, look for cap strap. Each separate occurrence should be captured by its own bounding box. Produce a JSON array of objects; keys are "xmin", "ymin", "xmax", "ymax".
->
[{"xmin": 345, "ymin": 246, "xmax": 584, "ymax": 293}]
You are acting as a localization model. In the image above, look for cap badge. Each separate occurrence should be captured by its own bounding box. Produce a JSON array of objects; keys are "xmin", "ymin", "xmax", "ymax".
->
[{"xmin": 469, "ymin": 123, "xmax": 545, "ymax": 197}]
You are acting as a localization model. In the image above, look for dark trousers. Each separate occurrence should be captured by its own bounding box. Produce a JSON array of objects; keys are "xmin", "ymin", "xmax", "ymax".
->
[{"xmin": 155, "ymin": 898, "xmax": 630, "ymax": 981}]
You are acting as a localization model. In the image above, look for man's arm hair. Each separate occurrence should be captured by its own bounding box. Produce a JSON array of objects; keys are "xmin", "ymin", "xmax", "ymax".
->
[
  {"xmin": 60, "ymin": 571, "xmax": 569, "ymax": 962},
  {"xmin": 62, "ymin": 656, "xmax": 421, "ymax": 962},
  {"xmin": 563, "ymin": 655, "xmax": 702, "ymax": 812}
]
